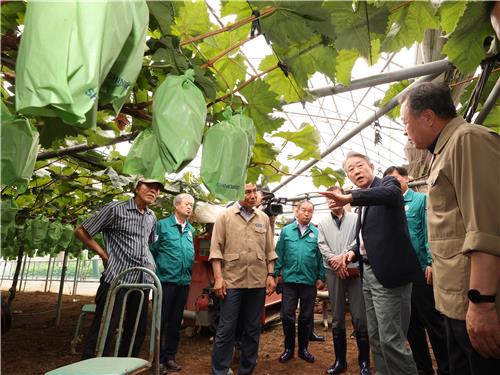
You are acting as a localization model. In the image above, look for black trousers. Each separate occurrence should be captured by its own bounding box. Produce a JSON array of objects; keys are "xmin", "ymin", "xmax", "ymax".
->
[
  {"xmin": 443, "ymin": 316, "xmax": 500, "ymax": 375},
  {"xmin": 407, "ymin": 273, "xmax": 449, "ymax": 375},
  {"xmin": 82, "ymin": 278, "xmax": 149, "ymax": 359},
  {"xmin": 211, "ymin": 288, "xmax": 266, "ymax": 375},
  {"xmin": 159, "ymin": 283, "xmax": 189, "ymax": 363},
  {"xmin": 281, "ymin": 283, "xmax": 316, "ymax": 349}
]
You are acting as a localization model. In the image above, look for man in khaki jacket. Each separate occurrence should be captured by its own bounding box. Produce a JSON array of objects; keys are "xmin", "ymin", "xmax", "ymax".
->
[
  {"xmin": 400, "ymin": 82, "xmax": 500, "ymax": 374},
  {"xmin": 209, "ymin": 183, "xmax": 277, "ymax": 375}
]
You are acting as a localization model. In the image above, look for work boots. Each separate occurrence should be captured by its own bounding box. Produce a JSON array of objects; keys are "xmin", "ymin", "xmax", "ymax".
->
[
  {"xmin": 326, "ymin": 329, "xmax": 347, "ymax": 374},
  {"xmin": 298, "ymin": 320, "xmax": 315, "ymax": 363},
  {"xmin": 310, "ymin": 330, "xmax": 325, "ymax": 342},
  {"xmin": 279, "ymin": 321, "xmax": 295, "ymax": 363},
  {"xmin": 356, "ymin": 332, "xmax": 371, "ymax": 375}
]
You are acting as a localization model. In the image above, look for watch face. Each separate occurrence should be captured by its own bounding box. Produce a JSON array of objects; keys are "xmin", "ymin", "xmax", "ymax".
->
[{"xmin": 468, "ymin": 289, "xmax": 480, "ymax": 303}]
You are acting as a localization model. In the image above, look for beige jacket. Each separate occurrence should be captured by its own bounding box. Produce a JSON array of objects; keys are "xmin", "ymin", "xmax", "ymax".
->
[
  {"xmin": 209, "ymin": 204, "xmax": 277, "ymax": 288},
  {"xmin": 427, "ymin": 117, "xmax": 500, "ymax": 320}
]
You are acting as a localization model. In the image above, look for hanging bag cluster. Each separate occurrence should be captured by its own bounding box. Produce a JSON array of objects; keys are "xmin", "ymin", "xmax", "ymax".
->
[
  {"xmin": 1, "ymin": 103, "xmax": 39, "ymax": 193},
  {"xmin": 152, "ymin": 69, "xmax": 207, "ymax": 173},
  {"xmin": 201, "ymin": 109, "xmax": 256, "ymax": 201},
  {"xmin": 123, "ymin": 127, "xmax": 166, "ymax": 181},
  {"xmin": 15, "ymin": 0, "xmax": 148, "ymax": 128}
]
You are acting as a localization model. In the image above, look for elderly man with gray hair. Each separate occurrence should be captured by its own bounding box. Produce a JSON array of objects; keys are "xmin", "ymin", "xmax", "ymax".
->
[
  {"xmin": 150, "ymin": 193, "xmax": 195, "ymax": 374},
  {"xmin": 320, "ymin": 151, "xmax": 421, "ymax": 375}
]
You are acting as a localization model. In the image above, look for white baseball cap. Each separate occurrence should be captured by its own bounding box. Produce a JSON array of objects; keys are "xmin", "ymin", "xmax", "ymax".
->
[{"xmin": 135, "ymin": 176, "xmax": 165, "ymax": 191}]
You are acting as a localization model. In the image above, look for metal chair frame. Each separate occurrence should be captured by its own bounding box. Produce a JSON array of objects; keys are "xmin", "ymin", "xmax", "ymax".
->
[{"xmin": 45, "ymin": 267, "xmax": 162, "ymax": 375}]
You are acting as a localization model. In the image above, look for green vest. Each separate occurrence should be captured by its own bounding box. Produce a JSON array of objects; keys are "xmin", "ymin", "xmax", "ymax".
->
[{"xmin": 150, "ymin": 215, "xmax": 195, "ymax": 285}]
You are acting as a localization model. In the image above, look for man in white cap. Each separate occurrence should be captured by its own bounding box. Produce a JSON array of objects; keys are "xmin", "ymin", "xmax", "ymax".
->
[{"xmin": 74, "ymin": 176, "xmax": 164, "ymax": 359}]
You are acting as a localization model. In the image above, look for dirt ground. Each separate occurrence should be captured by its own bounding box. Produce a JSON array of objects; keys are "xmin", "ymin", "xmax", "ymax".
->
[{"xmin": 1, "ymin": 291, "xmax": 372, "ymax": 375}]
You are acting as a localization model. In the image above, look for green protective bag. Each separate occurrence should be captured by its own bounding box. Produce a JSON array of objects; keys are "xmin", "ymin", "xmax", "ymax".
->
[
  {"xmin": 15, "ymin": 0, "xmax": 148, "ymax": 128},
  {"xmin": 1, "ymin": 223, "xmax": 17, "ymax": 254},
  {"xmin": 200, "ymin": 110, "xmax": 255, "ymax": 201},
  {"xmin": 58, "ymin": 224, "xmax": 74, "ymax": 251},
  {"xmin": 123, "ymin": 127, "xmax": 166, "ymax": 181},
  {"xmin": 29, "ymin": 215, "xmax": 49, "ymax": 251},
  {"xmin": 1, "ymin": 104, "xmax": 39, "ymax": 193},
  {"xmin": 1, "ymin": 199, "xmax": 18, "ymax": 249},
  {"xmin": 43, "ymin": 221, "xmax": 63, "ymax": 256},
  {"xmin": 1, "ymin": 198, "xmax": 19, "ymax": 227},
  {"xmin": 230, "ymin": 112, "xmax": 256, "ymax": 164},
  {"xmin": 152, "ymin": 69, "xmax": 207, "ymax": 173}
]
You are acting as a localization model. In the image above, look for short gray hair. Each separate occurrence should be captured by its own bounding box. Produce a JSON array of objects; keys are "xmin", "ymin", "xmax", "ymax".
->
[
  {"xmin": 342, "ymin": 151, "xmax": 372, "ymax": 171},
  {"xmin": 296, "ymin": 199, "xmax": 314, "ymax": 211},
  {"xmin": 174, "ymin": 193, "xmax": 194, "ymax": 206}
]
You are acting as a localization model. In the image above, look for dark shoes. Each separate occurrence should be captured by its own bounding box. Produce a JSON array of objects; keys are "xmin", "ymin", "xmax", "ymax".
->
[
  {"xmin": 326, "ymin": 360, "xmax": 347, "ymax": 374},
  {"xmin": 161, "ymin": 359, "xmax": 182, "ymax": 373},
  {"xmin": 359, "ymin": 360, "xmax": 371, "ymax": 375},
  {"xmin": 309, "ymin": 331, "xmax": 325, "ymax": 342},
  {"xmin": 279, "ymin": 348, "xmax": 294, "ymax": 363},
  {"xmin": 159, "ymin": 364, "xmax": 168, "ymax": 375},
  {"xmin": 298, "ymin": 348, "xmax": 315, "ymax": 363}
]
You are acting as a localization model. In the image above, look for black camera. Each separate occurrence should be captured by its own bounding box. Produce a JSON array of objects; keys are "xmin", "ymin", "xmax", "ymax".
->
[
  {"xmin": 260, "ymin": 192, "xmax": 286, "ymax": 217},
  {"xmin": 263, "ymin": 202, "xmax": 283, "ymax": 216}
]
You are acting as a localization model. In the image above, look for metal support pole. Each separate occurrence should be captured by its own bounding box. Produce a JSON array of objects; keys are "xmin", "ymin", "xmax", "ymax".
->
[
  {"xmin": 22, "ymin": 257, "xmax": 32, "ymax": 292},
  {"xmin": 18, "ymin": 253, "xmax": 28, "ymax": 294},
  {"xmin": 44, "ymin": 254, "xmax": 53, "ymax": 292},
  {"xmin": 48, "ymin": 255, "xmax": 56, "ymax": 292},
  {"xmin": 474, "ymin": 78, "xmax": 500, "ymax": 124},
  {"xmin": 0, "ymin": 259, "xmax": 8, "ymax": 288},
  {"xmin": 305, "ymin": 59, "xmax": 453, "ymax": 99},
  {"xmin": 55, "ymin": 248, "xmax": 69, "ymax": 327},
  {"xmin": 72, "ymin": 256, "xmax": 81, "ymax": 296},
  {"xmin": 272, "ymin": 72, "xmax": 445, "ymax": 193}
]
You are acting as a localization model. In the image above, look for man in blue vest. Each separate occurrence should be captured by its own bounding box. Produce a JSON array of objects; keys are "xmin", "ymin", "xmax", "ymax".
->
[
  {"xmin": 384, "ymin": 166, "xmax": 449, "ymax": 375},
  {"xmin": 150, "ymin": 193, "xmax": 195, "ymax": 374}
]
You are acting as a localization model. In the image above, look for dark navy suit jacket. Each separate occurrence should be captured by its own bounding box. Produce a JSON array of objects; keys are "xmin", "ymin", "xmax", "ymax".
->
[{"xmin": 351, "ymin": 176, "xmax": 421, "ymax": 288}]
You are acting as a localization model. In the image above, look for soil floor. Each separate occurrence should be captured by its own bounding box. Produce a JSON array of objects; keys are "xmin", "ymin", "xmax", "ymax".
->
[{"xmin": 1, "ymin": 291, "xmax": 379, "ymax": 375}]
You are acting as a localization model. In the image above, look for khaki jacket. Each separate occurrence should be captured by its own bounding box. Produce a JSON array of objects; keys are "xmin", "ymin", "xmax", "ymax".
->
[
  {"xmin": 209, "ymin": 204, "xmax": 277, "ymax": 288},
  {"xmin": 427, "ymin": 117, "xmax": 500, "ymax": 320}
]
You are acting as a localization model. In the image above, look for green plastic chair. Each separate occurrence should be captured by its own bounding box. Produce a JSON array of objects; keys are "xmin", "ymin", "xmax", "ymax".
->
[
  {"xmin": 46, "ymin": 267, "xmax": 162, "ymax": 375},
  {"xmin": 71, "ymin": 304, "xmax": 96, "ymax": 354}
]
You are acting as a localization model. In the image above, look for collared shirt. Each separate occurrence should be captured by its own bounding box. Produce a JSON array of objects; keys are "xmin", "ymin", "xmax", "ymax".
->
[
  {"xmin": 275, "ymin": 221, "xmax": 325, "ymax": 285},
  {"xmin": 427, "ymin": 117, "xmax": 500, "ymax": 319},
  {"xmin": 209, "ymin": 204, "xmax": 277, "ymax": 288},
  {"xmin": 150, "ymin": 215, "xmax": 195, "ymax": 285},
  {"xmin": 82, "ymin": 198, "xmax": 157, "ymax": 284},
  {"xmin": 331, "ymin": 212, "xmax": 343, "ymax": 229},
  {"xmin": 298, "ymin": 223, "xmax": 309, "ymax": 235},
  {"xmin": 426, "ymin": 133, "xmax": 440, "ymax": 153},
  {"xmin": 175, "ymin": 215, "xmax": 187, "ymax": 232},
  {"xmin": 236, "ymin": 201, "xmax": 255, "ymax": 222}
]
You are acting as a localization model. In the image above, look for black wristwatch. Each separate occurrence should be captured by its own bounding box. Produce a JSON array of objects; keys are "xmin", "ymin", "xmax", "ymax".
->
[
  {"xmin": 467, "ymin": 289, "xmax": 496, "ymax": 304},
  {"xmin": 267, "ymin": 272, "xmax": 275, "ymax": 277}
]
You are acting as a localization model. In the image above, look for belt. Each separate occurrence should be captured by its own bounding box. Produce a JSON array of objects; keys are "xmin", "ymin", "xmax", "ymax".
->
[{"xmin": 361, "ymin": 256, "xmax": 370, "ymax": 265}]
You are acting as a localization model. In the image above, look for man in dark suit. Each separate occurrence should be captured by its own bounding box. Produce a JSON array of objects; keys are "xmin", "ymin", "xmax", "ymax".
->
[{"xmin": 320, "ymin": 151, "xmax": 420, "ymax": 375}]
